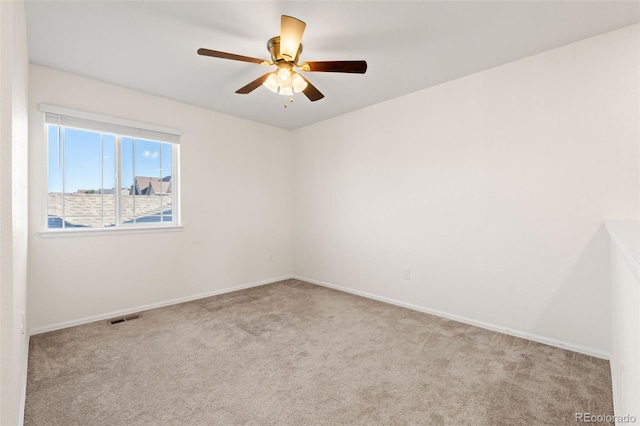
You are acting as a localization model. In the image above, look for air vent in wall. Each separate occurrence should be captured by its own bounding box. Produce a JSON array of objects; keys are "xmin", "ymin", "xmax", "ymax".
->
[{"xmin": 109, "ymin": 313, "xmax": 141, "ymax": 325}]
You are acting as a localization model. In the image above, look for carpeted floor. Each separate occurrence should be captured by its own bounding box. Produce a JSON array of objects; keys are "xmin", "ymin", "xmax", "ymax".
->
[{"xmin": 24, "ymin": 279, "xmax": 613, "ymax": 425}]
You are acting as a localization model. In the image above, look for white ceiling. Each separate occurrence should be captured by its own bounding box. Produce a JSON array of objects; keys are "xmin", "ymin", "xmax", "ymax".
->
[{"xmin": 25, "ymin": 1, "xmax": 639, "ymax": 130}]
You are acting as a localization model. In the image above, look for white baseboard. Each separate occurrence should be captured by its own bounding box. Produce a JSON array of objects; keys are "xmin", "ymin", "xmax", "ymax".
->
[
  {"xmin": 29, "ymin": 273, "xmax": 609, "ymax": 360},
  {"xmin": 19, "ymin": 334, "xmax": 29, "ymax": 426},
  {"xmin": 293, "ymin": 275, "xmax": 611, "ymax": 360},
  {"xmin": 29, "ymin": 275, "xmax": 293, "ymax": 336}
]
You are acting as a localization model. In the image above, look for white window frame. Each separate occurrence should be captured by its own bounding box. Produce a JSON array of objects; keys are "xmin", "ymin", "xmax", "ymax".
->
[{"xmin": 40, "ymin": 104, "xmax": 182, "ymax": 236}]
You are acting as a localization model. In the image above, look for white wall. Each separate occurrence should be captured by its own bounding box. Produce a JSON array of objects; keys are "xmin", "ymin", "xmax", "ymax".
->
[
  {"xmin": 606, "ymin": 220, "xmax": 639, "ymax": 424},
  {"xmin": 28, "ymin": 65, "xmax": 293, "ymax": 331},
  {"xmin": 0, "ymin": 0, "xmax": 29, "ymax": 424},
  {"xmin": 293, "ymin": 24, "xmax": 639, "ymax": 356}
]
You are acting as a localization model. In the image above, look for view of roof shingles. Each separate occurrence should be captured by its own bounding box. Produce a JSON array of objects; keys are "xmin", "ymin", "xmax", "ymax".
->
[{"xmin": 48, "ymin": 193, "xmax": 171, "ymax": 228}]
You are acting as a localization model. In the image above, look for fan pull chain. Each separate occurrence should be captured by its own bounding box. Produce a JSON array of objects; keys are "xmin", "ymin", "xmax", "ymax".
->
[{"xmin": 283, "ymin": 97, "xmax": 294, "ymax": 108}]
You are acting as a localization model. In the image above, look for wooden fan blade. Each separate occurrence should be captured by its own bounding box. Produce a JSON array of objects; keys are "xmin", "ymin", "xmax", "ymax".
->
[
  {"xmin": 280, "ymin": 15, "xmax": 306, "ymax": 61},
  {"xmin": 197, "ymin": 48, "xmax": 267, "ymax": 65},
  {"xmin": 299, "ymin": 75, "xmax": 324, "ymax": 102},
  {"xmin": 302, "ymin": 60, "xmax": 367, "ymax": 74},
  {"xmin": 235, "ymin": 73, "xmax": 273, "ymax": 94}
]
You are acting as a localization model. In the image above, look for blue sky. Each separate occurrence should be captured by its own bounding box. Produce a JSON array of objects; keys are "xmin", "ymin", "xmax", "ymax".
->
[{"xmin": 48, "ymin": 126, "xmax": 172, "ymax": 193}]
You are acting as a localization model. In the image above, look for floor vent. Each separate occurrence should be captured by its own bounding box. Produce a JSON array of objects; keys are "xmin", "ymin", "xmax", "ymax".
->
[{"xmin": 109, "ymin": 313, "xmax": 141, "ymax": 325}]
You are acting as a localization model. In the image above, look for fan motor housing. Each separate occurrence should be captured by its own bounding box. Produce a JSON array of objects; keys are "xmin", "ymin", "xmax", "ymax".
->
[{"xmin": 267, "ymin": 36, "xmax": 303, "ymax": 63}]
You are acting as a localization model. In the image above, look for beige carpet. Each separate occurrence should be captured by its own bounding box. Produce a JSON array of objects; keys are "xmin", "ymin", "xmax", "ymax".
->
[{"xmin": 25, "ymin": 279, "xmax": 613, "ymax": 425}]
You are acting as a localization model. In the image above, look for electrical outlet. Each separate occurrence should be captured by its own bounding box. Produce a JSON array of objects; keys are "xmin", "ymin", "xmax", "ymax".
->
[{"xmin": 403, "ymin": 268, "xmax": 411, "ymax": 280}]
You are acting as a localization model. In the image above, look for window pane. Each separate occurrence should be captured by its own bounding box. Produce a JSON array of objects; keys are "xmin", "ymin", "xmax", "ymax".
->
[
  {"xmin": 61, "ymin": 128, "xmax": 102, "ymax": 228},
  {"xmin": 121, "ymin": 138, "xmax": 169, "ymax": 224},
  {"xmin": 47, "ymin": 125, "xmax": 63, "ymax": 228},
  {"xmin": 47, "ymin": 127, "xmax": 121, "ymax": 228}
]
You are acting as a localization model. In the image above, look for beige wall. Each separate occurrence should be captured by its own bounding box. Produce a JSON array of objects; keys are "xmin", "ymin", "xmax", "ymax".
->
[
  {"xmin": 292, "ymin": 24, "xmax": 639, "ymax": 357},
  {"xmin": 0, "ymin": 0, "xmax": 29, "ymax": 424},
  {"xmin": 28, "ymin": 65, "xmax": 294, "ymax": 331}
]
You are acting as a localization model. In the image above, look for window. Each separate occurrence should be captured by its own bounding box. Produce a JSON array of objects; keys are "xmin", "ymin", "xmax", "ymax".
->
[{"xmin": 42, "ymin": 104, "xmax": 181, "ymax": 231}]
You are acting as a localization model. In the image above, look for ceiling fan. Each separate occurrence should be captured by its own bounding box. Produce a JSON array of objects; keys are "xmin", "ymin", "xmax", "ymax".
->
[{"xmin": 197, "ymin": 15, "xmax": 367, "ymax": 102}]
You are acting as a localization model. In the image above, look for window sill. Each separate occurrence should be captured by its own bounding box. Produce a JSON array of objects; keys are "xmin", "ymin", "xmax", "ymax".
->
[{"xmin": 39, "ymin": 225, "xmax": 184, "ymax": 238}]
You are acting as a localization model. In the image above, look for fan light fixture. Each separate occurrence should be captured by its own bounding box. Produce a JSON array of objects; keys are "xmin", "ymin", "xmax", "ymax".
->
[
  {"xmin": 263, "ymin": 64, "xmax": 308, "ymax": 96},
  {"xmin": 197, "ymin": 15, "xmax": 367, "ymax": 102}
]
